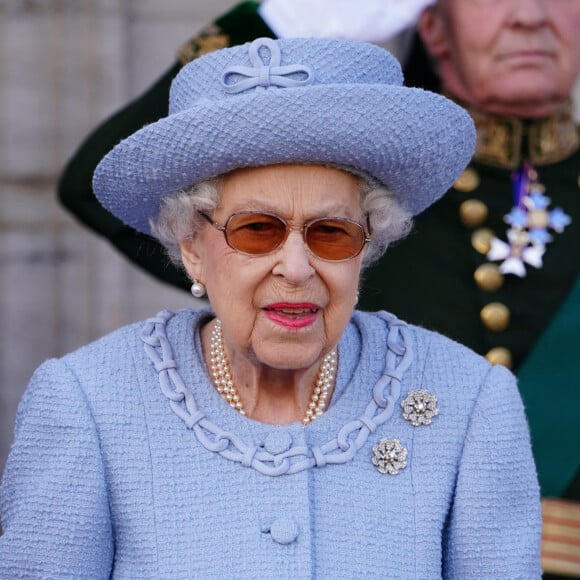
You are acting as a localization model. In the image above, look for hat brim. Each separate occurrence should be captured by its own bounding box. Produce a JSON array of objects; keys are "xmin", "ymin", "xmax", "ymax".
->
[{"xmin": 93, "ymin": 84, "xmax": 474, "ymax": 235}]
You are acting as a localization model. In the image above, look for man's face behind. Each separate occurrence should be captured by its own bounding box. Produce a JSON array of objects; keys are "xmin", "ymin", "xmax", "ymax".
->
[{"xmin": 420, "ymin": 0, "xmax": 580, "ymax": 118}]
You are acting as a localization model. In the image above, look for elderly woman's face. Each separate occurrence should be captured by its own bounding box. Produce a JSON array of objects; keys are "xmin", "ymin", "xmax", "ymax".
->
[
  {"xmin": 420, "ymin": 0, "xmax": 580, "ymax": 118},
  {"xmin": 180, "ymin": 164, "xmax": 365, "ymax": 371}
]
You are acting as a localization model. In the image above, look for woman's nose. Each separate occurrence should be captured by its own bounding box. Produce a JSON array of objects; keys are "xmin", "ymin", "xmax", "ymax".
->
[{"xmin": 271, "ymin": 230, "xmax": 316, "ymax": 283}]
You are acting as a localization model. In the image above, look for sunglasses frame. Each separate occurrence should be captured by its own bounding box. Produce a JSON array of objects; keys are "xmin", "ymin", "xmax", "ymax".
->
[{"xmin": 198, "ymin": 210, "xmax": 372, "ymax": 262}]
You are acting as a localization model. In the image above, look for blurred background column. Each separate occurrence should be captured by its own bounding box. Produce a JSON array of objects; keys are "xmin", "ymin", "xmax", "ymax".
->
[{"xmin": 0, "ymin": 0, "xmax": 232, "ymax": 477}]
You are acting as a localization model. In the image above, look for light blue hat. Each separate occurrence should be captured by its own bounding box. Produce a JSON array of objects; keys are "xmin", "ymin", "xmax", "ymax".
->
[{"xmin": 93, "ymin": 37, "xmax": 475, "ymax": 235}]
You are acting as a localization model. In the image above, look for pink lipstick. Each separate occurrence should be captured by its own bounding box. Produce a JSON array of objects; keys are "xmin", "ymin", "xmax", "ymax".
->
[{"xmin": 263, "ymin": 302, "xmax": 320, "ymax": 329}]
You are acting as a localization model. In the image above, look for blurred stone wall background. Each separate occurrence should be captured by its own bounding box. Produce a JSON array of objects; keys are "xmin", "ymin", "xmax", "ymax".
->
[
  {"xmin": 1, "ymin": 0, "xmax": 579, "ymax": 480},
  {"xmin": 0, "ymin": 0, "xmax": 233, "ymax": 477}
]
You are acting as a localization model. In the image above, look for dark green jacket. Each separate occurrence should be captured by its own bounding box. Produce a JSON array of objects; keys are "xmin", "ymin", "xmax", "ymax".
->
[{"xmin": 361, "ymin": 150, "xmax": 580, "ymax": 501}]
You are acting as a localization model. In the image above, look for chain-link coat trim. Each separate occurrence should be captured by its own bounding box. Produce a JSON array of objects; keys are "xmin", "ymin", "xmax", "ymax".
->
[{"xmin": 141, "ymin": 310, "xmax": 413, "ymax": 476}]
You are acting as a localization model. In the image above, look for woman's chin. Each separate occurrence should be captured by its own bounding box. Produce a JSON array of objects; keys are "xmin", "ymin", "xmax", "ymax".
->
[{"xmin": 251, "ymin": 342, "xmax": 326, "ymax": 372}]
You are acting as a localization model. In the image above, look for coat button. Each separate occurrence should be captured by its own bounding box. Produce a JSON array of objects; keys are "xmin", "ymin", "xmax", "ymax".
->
[
  {"xmin": 486, "ymin": 347, "xmax": 513, "ymax": 369},
  {"xmin": 459, "ymin": 199, "xmax": 488, "ymax": 228},
  {"xmin": 269, "ymin": 517, "xmax": 299, "ymax": 544},
  {"xmin": 480, "ymin": 302, "xmax": 510, "ymax": 332},
  {"xmin": 454, "ymin": 167, "xmax": 480, "ymax": 192},
  {"xmin": 471, "ymin": 228, "xmax": 494, "ymax": 255},
  {"xmin": 474, "ymin": 263, "xmax": 504, "ymax": 292},
  {"xmin": 263, "ymin": 431, "xmax": 293, "ymax": 454}
]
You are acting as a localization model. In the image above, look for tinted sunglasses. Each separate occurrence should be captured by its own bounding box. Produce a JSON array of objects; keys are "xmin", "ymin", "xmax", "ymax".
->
[{"xmin": 199, "ymin": 211, "xmax": 371, "ymax": 261}]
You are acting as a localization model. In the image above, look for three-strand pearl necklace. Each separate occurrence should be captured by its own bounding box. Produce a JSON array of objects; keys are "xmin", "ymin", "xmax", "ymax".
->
[{"xmin": 209, "ymin": 319, "xmax": 337, "ymax": 425}]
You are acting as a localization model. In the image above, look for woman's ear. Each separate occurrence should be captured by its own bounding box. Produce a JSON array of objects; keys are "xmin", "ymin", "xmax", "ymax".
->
[
  {"xmin": 418, "ymin": 6, "xmax": 450, "ymax": 61},
  {"xmin": 179, "ymin": 236, "xmax": 205, "ymax": 283}
]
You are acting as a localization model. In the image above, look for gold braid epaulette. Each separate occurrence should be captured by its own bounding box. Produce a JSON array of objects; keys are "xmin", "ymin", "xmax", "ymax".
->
[{"xmin": 177, "ymin": 24, "xmax": 230, "ymax": 65}]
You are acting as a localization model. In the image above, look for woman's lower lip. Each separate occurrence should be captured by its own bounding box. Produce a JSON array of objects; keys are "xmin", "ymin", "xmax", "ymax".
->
[{"xmin": 263, "ymin": 309, "xmax": 319, "ymax": 329}]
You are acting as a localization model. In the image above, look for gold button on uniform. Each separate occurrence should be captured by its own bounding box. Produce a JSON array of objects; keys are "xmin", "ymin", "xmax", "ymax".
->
[
  {"xmin": 481, "ymin": 302, "xmax": 510, "ymax": 332},
  {"xmin": 474, "ymin": 263, "xmax": 504, "ymax": 292},
  {"xmin": 454, "ymin": 167, "xmax": 480, "ymax": 192},
  {"xmin": 459, "ymin": 199, "xmax": 489, "ymax": 228},
  {"xmin": 486, "ymin": 347, "xmax": 513, "ymax": 369},
  {"xmin": 471, "ymin": 228, "xmax": 495, "ymax": 255}
]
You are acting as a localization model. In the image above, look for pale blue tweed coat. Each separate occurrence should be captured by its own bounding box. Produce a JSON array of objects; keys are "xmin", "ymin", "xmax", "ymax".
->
[{"xmin": 0, "ymin": 309, "xmax": 541, "ymax": 579}]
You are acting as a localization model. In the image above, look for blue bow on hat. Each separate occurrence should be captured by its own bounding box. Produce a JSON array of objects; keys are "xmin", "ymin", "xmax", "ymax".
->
[{"xmin": 221, "ymin": 38, "xmax": 313, "ymax": 93}]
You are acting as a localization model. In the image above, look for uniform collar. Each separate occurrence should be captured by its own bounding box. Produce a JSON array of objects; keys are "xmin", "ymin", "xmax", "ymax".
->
[{"xmin": 448, "ymin": 94, "xmax": 579, "ymax": 169}]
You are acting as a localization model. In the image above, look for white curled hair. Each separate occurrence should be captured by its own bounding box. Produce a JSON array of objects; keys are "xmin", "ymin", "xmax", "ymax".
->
[{"xmin": 150, "ymin": 174, "xmax": 413, "ymax": 270}]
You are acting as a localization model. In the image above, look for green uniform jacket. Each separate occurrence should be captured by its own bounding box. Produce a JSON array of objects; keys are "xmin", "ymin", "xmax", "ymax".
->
[{"xmin": 360, "ymin": 150, "xmax": 580, "ymax": 501}]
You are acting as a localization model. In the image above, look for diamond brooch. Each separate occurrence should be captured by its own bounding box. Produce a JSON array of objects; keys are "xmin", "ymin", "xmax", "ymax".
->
[
  {"xmin": 401, "ymin": 389, "xmax": 439, "ymax": 426},
  {"xmin": 371, "ymin": 438, "xmax": 407, "ymax": 475}
]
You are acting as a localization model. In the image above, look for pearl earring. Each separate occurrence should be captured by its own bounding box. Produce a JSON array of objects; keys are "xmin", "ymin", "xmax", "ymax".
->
[{"xmin": 191, "ymin": 279, "xmax": 206, "ymax": 298}]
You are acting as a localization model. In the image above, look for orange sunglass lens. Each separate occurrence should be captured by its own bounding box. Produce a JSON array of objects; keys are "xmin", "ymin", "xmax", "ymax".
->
[
  {"xmin": 226, "ymin": 213, "xmax": 286, "ymax": 254},
  {"xmin": 306, "ymin": 219, "xmax": 364, "ymax": 260}
]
